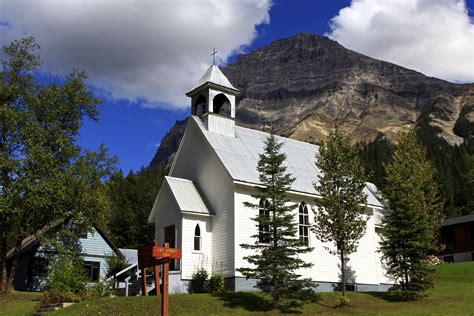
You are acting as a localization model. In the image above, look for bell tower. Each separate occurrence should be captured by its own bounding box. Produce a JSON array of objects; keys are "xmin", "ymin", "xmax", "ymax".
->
[
  {"xmin": 186, "ymin": 64, "xmax": 239, "ymax": 136},
  {"xmin": 186, "ymin": 64, "xmax": 239, "ymax": 118}
]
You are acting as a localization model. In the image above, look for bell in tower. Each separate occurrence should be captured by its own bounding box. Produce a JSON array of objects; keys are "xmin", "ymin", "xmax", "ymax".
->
[{"xmin": 186, "ymin": 64, "xmax": 239, "ymax": 119}]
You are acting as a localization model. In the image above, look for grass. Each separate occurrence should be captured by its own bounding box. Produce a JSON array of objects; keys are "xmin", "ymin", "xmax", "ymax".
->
[
  {"xmin": 2, "ymin": 262, "xmax": 474, "ymax": 315},
  {"xmin": 0, "ymin": 290, "xmax": 42, "ymax": 316}
]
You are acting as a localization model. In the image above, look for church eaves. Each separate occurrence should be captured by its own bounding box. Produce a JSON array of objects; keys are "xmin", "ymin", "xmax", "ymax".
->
[
  {"xmin": 189, "ymin": 116, "xmax": 384, "ymax": 208},
  {"xmin": 186, "ymin": 65, "xmax": 239, "ymax": 96}
]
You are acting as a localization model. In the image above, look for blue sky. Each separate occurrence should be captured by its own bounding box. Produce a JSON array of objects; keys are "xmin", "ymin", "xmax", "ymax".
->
[
  {"xmin": 79, "ymin": 0, "xmax": 354, "ymax": 173},
  {"xmin": 1, "ymin": 0, "xmax": 473, "ymax": 173}
]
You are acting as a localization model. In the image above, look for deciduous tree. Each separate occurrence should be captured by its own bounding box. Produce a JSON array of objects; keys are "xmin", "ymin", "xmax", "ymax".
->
[
  {"xmin": 312, "ymin": 128, "xmax": 367, "ymax": 297},
  {"xmin": 0, "ymin": 37, "xmax": 116, "ymax": 292}
]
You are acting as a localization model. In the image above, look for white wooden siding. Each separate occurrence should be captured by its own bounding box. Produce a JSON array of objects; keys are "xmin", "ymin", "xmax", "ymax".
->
[
  {"xmin": 234, "ymin": 186, "xmax": 391, "ymax": 285},
  {"xmin": 170, "ymin": 121, "xmax": 235, "ymax": 277},
  {"xmin": 79, "ymin": 229, "xmax": 116, "ymax": 280},
  {"xmin": 181, "ymin": 215, "xmax": 213, "ymax": 279},
  {"xmin": 153, "ymin": 183, "xmax": 182, "ymax": 252}
]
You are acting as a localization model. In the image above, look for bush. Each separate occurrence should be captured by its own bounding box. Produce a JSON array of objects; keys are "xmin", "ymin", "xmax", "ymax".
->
[
  {"xmin": 85, "ymin": 281, "xmax": 115, "ymax": 299},
  {"xmin": 208, "ymin": 273, "xmax": 225, "ymax": 293},
  {"xmin": 387, "ymin": 288, "xmax": 425, "ymax": 301},
  {"xmin": 41, "ymin": 289, "xmax": 81, "ymax": 306},
  {"xmin": 335, "ymin": 295, "xmax": 351, "ymax": 307},
  {"xmin": 44, "ymin": 256, "xmax": 87, "ymax": 294},
  {"xmin": 192, "ymin": 269, "xmax": 209, "ymax": 293},
  {"xmin": 105, "ymin": 253, "xmax": 129, "ymax": 278}
]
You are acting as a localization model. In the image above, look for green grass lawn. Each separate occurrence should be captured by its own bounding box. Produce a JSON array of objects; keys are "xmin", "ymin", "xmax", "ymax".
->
[
  {"xmin": 3, "ymin": 262, "xmax": 474, "ymax": 315},
  {"xmin": 0, "ymin": 290, "xmax": 42, "ymax": 316}
]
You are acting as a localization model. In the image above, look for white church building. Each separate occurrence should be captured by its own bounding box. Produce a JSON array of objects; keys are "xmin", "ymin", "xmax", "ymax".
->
[{"xmin": 148, "ymin": 65, "xmax": 392, "ymax": 293}]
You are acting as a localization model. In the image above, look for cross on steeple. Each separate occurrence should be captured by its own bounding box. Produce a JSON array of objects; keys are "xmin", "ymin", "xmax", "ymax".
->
[{"xmin": 211, "ymin": 48, "xmax": 218, "ymax": 65}]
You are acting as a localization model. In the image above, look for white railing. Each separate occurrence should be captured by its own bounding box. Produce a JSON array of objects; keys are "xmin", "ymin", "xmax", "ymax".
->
[
  {"xmin": 104, "ymin": 262, "xmax": 139, "ymax": 283},
  {"xmin": 104, "ymin": 262, "xmax": 160, "ymax": 296}
]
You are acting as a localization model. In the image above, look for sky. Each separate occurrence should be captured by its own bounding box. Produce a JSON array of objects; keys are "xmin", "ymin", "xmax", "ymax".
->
[{"xmin": 1, "ymin": 0, "xmax": 473, "ymax": 173}]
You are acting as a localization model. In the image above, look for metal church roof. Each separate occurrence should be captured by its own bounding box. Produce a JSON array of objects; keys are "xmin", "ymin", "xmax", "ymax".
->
[
  {"xmin": 187, "ymin": 65, "xmax": 239, "ymax": 95},
  {"xmin": 165, "ymin": 176, "xmax": 213, "ymax": 215},
  {"xmin": 191, "ymin": 116, "xmax": 384, "ymax": 208}
]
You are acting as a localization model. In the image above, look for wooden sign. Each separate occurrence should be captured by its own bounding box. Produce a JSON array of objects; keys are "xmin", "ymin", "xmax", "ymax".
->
[
  {"xmin": 153, "ymin": 246, "xmax": 182, "ymax": 260},
  {"xmin": 137, "ymin": 241, "xmax": 182, "ymax": 316},
  {"xmin": 138, "ymin": 241, "xmax": 161, "ymax": 270}
]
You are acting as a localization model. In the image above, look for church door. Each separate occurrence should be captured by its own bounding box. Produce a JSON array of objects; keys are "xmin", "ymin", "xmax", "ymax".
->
[{"xmin": 164, "ymin": 225, "xmax": 177, "ymax": 270}]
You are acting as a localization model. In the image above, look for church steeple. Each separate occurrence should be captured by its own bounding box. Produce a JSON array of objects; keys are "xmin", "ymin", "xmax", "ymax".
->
[{"xmin": 186, "ymin": 64, "xmax": 239, "ymax": 119}]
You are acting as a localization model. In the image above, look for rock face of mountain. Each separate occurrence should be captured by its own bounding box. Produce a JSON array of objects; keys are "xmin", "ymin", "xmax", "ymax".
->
[{"xmin": 150, "ymin": 33, "xmax": 474, "ymax": 167}]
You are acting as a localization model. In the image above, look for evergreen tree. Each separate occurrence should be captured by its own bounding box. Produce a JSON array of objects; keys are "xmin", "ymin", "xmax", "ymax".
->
[
  {"xmin": 107, "ymin": 166, "xmax": 166, "ymax": 248},
  {"xmin": 312, "ymin": 128, "xmax": 367, "ymax": 297},
  {"xmin": 380, "ymin": 128, "xmax": 442, "ymax": 300},
  {"xmin": 238, "ymin": 133, "xmax": 314, "ymax": 310}
]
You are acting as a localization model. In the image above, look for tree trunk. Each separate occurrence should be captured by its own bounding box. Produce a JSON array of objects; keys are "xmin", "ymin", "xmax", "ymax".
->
[
  {"xmin": 7, "ymin": 236, "xmax": 23, "ymax": 290},
  {"xmin": 340, "ymin": 251, "xmax": 346, "ymax": 297},
  {"xmin": 0, "ymin": 217, "xmax": 7, "ymax": 293}
]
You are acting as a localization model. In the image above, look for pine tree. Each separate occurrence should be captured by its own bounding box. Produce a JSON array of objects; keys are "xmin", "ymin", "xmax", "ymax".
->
[
  {"xmin": 312, "ymin": 128, "xmax": 367, "ymax": 297},
  {"xmin": 380, "ymin": 128, "xmax": 442, "ymax": 300},
  {"xmin": 237, "ymin": 133, "xmax": 315, "ymax": 310}
]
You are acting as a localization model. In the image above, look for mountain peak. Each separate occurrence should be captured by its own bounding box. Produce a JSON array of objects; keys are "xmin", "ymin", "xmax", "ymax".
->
[{"xmin": 151, "ymin": 32, "xmax": 474, "ymax": 167}]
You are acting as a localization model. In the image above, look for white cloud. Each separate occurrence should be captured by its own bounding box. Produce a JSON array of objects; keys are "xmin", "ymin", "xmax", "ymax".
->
[
  {"xmin": 0, "ymin": 0, "xmax": 271, "ymax": 108},
  {"xmin": 328, "ymin": 0, "xmax": 474, "ymax": 82}
]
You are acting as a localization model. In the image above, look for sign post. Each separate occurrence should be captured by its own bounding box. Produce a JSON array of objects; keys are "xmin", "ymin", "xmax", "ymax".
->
[
  {"xmin": 141, "ymin": 267, "xmax": 147, "ymax": 296},
  {"xmin": 138, "ymin": 241, "xmax": 181, "ymax": 316},
  {"xmin": 154, "ymin": 265, "xmax": 160, "ymax": 296},
  {"xmin": 161, "ymin": 243, "xmax": 170, "ymax": 316}
]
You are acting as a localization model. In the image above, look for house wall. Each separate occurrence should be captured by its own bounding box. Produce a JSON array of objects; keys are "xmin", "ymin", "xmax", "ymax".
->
[
  {"xmin": 154, "ymin": 183, "xmax": 182, "ymax": 269},
  {"xmin": 170, "ymin": 121, "xmax": 235, "ymax": 277},
  {"xmin": 181, "ymin": 214, "xmax": 213, "ymax": 279},
  {"xmin": 12, "ymin": 227, "xmax": 119, "ymax": 292},
  {"xmin": 79, "ymin": 230, "xmax": 116, "ymax": 280},
  {"xmin": 438, "ymin": 222, "xmax": 474, "ymax": 263},
  {"xmin": 233, "ymin": 185, "xmax": 391, "ymax": 289}
]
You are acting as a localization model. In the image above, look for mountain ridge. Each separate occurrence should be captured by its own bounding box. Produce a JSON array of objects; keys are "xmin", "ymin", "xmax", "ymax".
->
[{"xmin": 150, "ymin": 33, "xmax": 474, "ymax": 167}]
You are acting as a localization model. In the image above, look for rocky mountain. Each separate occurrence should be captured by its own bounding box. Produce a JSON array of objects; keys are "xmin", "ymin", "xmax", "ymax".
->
[{"xmin": 150, "ymin": 33, "xmax": 474, "ymax": 167}]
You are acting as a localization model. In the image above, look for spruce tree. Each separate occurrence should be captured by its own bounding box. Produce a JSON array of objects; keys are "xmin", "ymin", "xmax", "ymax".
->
[
  {"xmin": 238, "ymin": 133, "xmax": 314, "ymax": 310},
  {"xmin": 312, "ymin": 128, "xmax": 367, "ymax": 297},
  {"xmin": 380, "ymin": 128, "xmax": 442, "ymax": 300}
]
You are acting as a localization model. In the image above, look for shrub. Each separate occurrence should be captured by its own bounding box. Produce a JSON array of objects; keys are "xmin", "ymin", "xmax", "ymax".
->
[
  {"xmin": 208, "ymin": 273, "xmax": 225, "ymax": 293},
  {"xmin": 41, "ymin": 289, "xmax": 81, "ymax": 306},
  {"xmin": 105, "ymin": 253, "xmax": 129, "ymax": 278},
  {"xmin": 85, "ymin": 281, "xmax": 115, "ymax": 299},
  {"xmin": 387, "ymin": 287, "xmax": 426, "ymax": 301},
  {"xmin": 192, "ymin": 269, "xmax": 209, "ymax": 293},
  {"xmin": 335, "ymin": 295, "xmax": 351, "ymax": 307},
  {"xmin": 44, "ymin": 256, "xmax": 87, "ymax": 294}
]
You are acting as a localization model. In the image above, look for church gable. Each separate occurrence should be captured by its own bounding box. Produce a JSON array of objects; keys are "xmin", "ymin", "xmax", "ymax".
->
[{"xmin": 167, "ymin": 118, "xmax": 236, "ymax": 276}]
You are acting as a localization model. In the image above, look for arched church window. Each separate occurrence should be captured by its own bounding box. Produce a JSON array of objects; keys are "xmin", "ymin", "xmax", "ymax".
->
[
  {"xmin": 299, "ymin": 202, "xmax": 310, "ymax": 246},
  {"xmin": 194, "ymin": 224, "xmax": 201, "ymax": 251},
  {"xmin": 213, "ymin": 93, "xmax": 231, "ymax": 117},
  {"xmin": 258, "ymin": 198, "xmax": 271, "ymax": 243},
  {"xmin": 193, "ymin": 95, "xmax": 207, "ymax": 116}
]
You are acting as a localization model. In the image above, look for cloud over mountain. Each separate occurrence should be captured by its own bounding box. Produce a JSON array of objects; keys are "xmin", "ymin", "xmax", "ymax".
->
[
  {"xmin": 0, "ymin": 0, "xmax": 271, "ymax": 108},
  {"xmin": 328, "ymin": 0, "xmax": 474, "ymax": 83}
]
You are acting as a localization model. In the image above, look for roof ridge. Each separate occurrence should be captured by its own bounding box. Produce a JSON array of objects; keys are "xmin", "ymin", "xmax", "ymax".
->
[
  {"xmin": 165, "ymin": 175, "xmax": 193, "ymax": 183},
  {"xmin": 234, "ymin": 124, "xmax": 319, "ymax": 149}
]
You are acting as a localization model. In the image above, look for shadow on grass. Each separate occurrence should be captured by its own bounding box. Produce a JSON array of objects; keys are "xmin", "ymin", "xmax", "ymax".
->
[
  {"xmin": 213, "ymin": 292, "xmax": 273, "ymax": 312},
  {"xmin": 213, "ymin": 292, "xmax": 318, "ymax": 314},
  {"xmin": 365, "ymin": 291, "xmax": 414, "ymax": 302}
]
